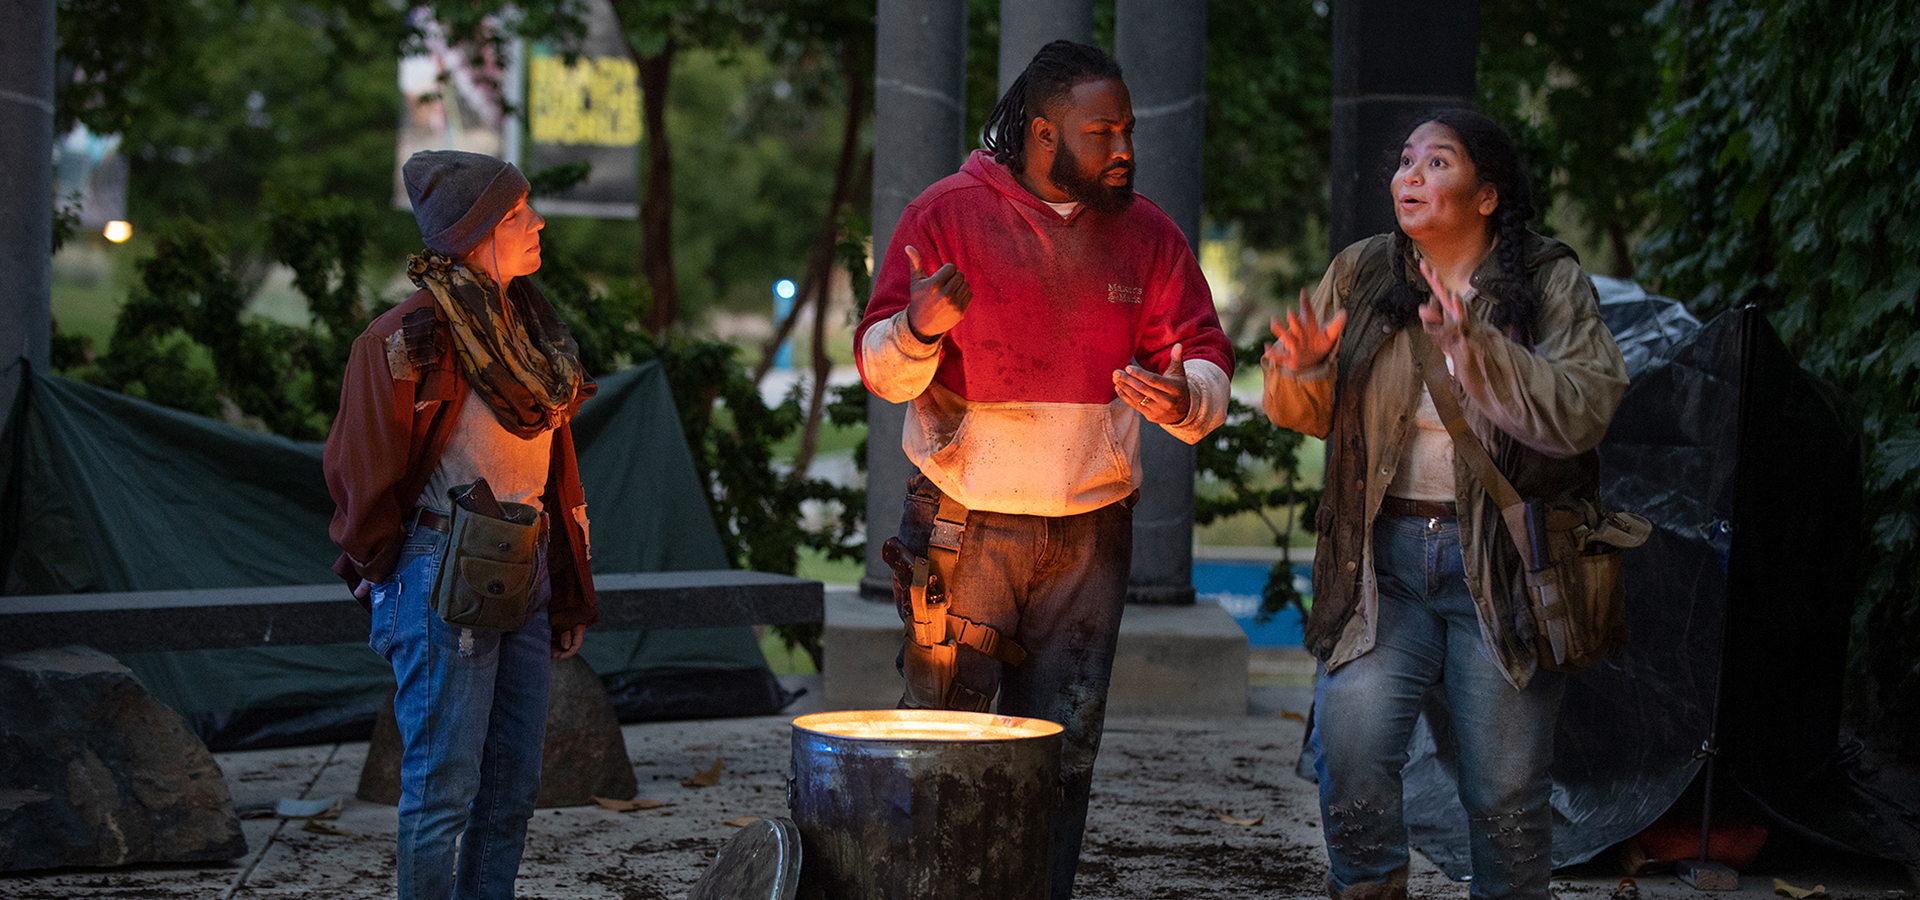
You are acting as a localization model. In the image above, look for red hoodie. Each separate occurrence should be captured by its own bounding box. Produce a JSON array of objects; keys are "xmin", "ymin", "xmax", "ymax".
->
[{"xmin": 857, "ymin": 150, "xmax": 1233, "ymax": 516}]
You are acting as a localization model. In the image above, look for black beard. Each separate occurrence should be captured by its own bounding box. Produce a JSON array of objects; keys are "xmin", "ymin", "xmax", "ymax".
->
[{"xmin": 1049, "ymin": 146, "xmax": 1134, "ymax": 214}]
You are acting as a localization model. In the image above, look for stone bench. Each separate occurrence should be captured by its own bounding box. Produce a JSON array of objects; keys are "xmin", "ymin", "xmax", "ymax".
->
[{"xmin": 0, "ymin": 569, "xmax": 825, "ymax": 654}]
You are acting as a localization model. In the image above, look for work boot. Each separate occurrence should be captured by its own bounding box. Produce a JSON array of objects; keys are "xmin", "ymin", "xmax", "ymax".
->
[{"xmin": 1328, "ymin": 864, "xmax": 1409, "ymax": 900}]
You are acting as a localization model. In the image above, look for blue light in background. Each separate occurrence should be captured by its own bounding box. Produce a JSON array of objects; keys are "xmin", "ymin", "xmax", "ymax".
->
[{"xmin": 773, "ymin": 279, "xmax": 798, "ymax": 369}]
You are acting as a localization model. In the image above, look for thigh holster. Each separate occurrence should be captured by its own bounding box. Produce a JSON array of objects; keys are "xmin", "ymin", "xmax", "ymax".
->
[{"xmin": 881, "ymin": 495, "xmax": 1026, "ymax": 711}]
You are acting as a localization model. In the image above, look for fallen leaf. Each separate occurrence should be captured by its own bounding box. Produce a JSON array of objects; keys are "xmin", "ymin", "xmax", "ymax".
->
[
  {"xmin": 683, "ymin": 759, "xmax": 724, "ymax": 788},
  {"xmin": 1281, "ymin": 709, "xmax": 1307, "ymax": 723},
  {"xmin": 684, "ymin": 743, "xmax": 719, "ymax": 752},
  {"xmin": 1773, "ymin": 879, "xmax": 1827, "ymax": 899},
  {"xmin": 1211, "ymin": 807, "xmax": 1265, "ymax": 827},
  {"xmin": 592, "ymin": 795, "xmax": 667, "ymax": 812},
  {"xmin": 723, "ymin": 816, "xmax": 761, "ymax": 827},
  {"xmin": 301, "ymin": 820, "xmax": 351, "ymax": 836}
]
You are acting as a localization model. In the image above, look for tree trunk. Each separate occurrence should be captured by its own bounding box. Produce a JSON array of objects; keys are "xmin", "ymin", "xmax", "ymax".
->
[
  {"xmin": 753, "ymin": 46, "xmax": 871, "ymax": 389},
  {"xmin": 781, "ymin": 46, "xmax": 872, "ymax": 480},
  {"xmin": 1608, "ymin": 220, "xmax": 1636, "ymax": 280},
  {"xmin": 636, "ymin": 48, "xmax": 678, "ymax": 335}
]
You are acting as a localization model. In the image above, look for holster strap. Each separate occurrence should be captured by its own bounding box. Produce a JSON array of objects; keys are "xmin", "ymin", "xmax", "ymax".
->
[
  {"xmin": 949, "ymin": 614, "xmax": 1028, "ymax": 666},
  {"xmin": 910, "ymin": 493, "xmax": 1028, "ymax": 667}
]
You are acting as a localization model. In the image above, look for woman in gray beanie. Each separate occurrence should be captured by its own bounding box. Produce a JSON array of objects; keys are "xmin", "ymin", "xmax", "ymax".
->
[{"xmin": 324, "ymin": 149, "xmax": 598, "ymax": 900}]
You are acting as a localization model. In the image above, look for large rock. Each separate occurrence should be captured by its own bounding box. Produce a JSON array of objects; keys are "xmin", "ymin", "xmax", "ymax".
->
[
  {"xmin": 358, "ymin": 654, "xmax": 637, "ymax": 807},
  {"xmin": 0, "ymin": 646, "xmax": 247, "ymax": 871}
]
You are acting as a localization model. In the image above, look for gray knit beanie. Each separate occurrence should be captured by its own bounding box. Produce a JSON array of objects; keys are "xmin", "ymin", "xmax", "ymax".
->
[{"xmin": 402, "ymin": 150, "xmax": 532, "ymax": 257}]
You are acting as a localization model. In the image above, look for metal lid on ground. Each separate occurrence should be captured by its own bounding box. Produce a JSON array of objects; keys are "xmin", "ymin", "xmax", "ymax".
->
[{"xmin": 684, "ymin": 816, "xmax": 800, "ymax": 900}]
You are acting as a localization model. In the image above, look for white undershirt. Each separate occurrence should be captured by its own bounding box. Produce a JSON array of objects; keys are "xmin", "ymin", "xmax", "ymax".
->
[
  {"xmin": 419, "ymin": 388, "xmax": 554, "ymax": 514},
  {"xmin": 1044, "ymin": 199, "xmax": 1079, "ymax": 219}
]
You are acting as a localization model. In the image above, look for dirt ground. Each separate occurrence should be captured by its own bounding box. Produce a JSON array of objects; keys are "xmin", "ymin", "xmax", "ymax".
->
[{"xmin": 2, "ymin": 672, "xmax": 1911, "ymax": 900}]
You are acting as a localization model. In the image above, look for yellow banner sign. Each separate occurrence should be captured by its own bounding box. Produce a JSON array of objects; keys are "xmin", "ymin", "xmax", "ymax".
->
[{"xmin": 529, "ymin": 53, "xmax": 641, "ymax": 146}]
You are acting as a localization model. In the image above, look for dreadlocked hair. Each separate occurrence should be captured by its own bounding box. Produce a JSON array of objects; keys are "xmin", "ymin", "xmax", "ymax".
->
[
  {"xmin": 1383, "ymin": 108, "xmax": 1542, "ymax": 342},
  {"xmin": 980, "ymin": 39, "xmax": 1123, "ymax": 166}
]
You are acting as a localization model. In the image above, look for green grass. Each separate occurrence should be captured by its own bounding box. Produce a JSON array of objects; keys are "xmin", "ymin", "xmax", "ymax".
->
[
  {"xmin": 768, "ymin": 417, "xmax": 865, "ymax": 460},
  {"xmin": 794, "ymin": 544, "xmax": 863, "ymax": 586},
  {"xmin": 758, "ymin": 627, "xmax": 817, "ymax": 675},
  {"xmin": 50, "ymin": 237, "xmax": 147, "ymax": 348}
]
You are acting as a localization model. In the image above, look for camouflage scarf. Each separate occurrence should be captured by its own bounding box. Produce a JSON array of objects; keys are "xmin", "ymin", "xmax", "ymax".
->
[{"xmin": 407, "ymin": 251, "xmax": 594, "ymax": 437}]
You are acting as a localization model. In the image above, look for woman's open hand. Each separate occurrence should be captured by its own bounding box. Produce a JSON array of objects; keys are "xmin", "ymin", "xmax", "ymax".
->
[
  {"xmin": 1264, "ymin": 289, "xmax": 1347, "ymax": 372},
  {"xmin": 1417, "ymin": 259, "xmax": 1471, "ymax": 354}
]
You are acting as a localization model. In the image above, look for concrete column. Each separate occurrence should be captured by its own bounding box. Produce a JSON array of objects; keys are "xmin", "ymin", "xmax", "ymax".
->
[
  {"xmin": 0, "ymin": 0, "xmax": 55, "ymax": 433},
  {"xmin": 862, "ymin": 0, "xmax": 969, "ymax": 599},
  {"xmin": 1330, "ymin": 0, "xmax": 1478, "ymax": 251},
  {"xmin": 996, "ymin": 0, "xmax": 1094, "ymax": 96},
  {"xmin": 1116, "ymin": 0, "xmax": 1205, "ymax": 605}
]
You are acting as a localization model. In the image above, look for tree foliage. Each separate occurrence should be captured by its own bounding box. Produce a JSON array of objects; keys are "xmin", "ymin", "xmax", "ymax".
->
[
  {"xmin": 1477, "ymin": 0, "xmax": 1661, "ymax": 277},
  {"xmin": 1194, "ymin": 345, "xmax": 1322, "ymax": 624},
  {"xmin": 1637, "ymin": 0, "xmax": 1920, "ymax": 740},
  {"xmin": 1200, "ymin": 0, "xmax": 1331, "ymax": 259}
]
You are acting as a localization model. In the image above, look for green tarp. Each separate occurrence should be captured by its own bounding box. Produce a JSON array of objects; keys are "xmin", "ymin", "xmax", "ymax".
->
[{"xmin": 1, "ymin": 361, "xmax": 784, "ymax": 749}]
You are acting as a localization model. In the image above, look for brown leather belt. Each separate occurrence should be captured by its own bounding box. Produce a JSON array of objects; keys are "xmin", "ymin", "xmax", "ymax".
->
[
  {"xmin": 413, "ymin": 507, "xmax": 452, "ymax": 534},
  {"xmin": 1378, "ymin": 497, "xmax": 1457, "ymax": 519}
]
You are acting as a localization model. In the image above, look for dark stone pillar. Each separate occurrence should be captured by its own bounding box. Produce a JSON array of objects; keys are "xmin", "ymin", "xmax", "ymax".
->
[
  {"xmin": 0, "ymin": 0, "xmax": 54, "ymax": 435},
  {"xmin": 1330, "ymin": 0, "xmax": 1478, "ymax": 252},
  {"xmin": 997, "ymin": 0, "xmax": 1094, "ymax": 95},
  {"xmin": 862, "ymin": 1, "xmax": 969, "ymax": 599},
  {"xmin": 1116, "ymin": 0, "xmax": 1205, "ymax": 605}
]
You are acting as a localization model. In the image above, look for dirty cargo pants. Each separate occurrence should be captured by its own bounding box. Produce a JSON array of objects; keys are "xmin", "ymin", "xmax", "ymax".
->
[
  {"xmin": 1310, "ymin": 514, "xmax": 1563, "ymax": 900},
  {"xmin": 893, "ymin": 473, "xmax": 1133, "ymax": 900}
]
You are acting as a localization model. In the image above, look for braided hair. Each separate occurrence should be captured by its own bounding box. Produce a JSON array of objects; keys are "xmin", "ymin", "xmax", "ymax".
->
[
  {"xmin": 980, "ymin": 40, "xmax": 1123, "ymax": 166},
  {"xmin": 1382, "ymin": 108, "xmax": 1542, "ymax": 341}
]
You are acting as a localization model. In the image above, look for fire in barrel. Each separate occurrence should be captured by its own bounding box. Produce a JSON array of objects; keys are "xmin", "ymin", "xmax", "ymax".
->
[{"xmin": 789, "ymin": 710, "xmax": 1064, "ymax": 900}]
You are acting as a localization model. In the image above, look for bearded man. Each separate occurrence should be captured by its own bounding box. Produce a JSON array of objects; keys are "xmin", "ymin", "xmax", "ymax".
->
[{"xmin": 854, "ymin": 39, "xmax": 1233, "ymax": 900}]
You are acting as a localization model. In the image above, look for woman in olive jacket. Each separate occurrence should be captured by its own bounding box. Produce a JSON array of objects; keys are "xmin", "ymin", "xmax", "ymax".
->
[{"xmin": 1263, "ymin": 109, "xmax": 1627, "ymax": 900}]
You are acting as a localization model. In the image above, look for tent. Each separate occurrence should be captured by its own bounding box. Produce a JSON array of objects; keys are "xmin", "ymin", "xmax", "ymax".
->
[
  {"xmin": 1361, "ymin": 278, "xmax": 1918, "ymax": 879},
  {"xmin": 0, "ymin": 360, "xmax": 790, "ymax": 750}
]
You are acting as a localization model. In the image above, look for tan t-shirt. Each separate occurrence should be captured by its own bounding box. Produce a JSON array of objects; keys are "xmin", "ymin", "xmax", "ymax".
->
[{"xmin": 1386, "ymin": 383, "xmax": 1456, "ymax": 502}]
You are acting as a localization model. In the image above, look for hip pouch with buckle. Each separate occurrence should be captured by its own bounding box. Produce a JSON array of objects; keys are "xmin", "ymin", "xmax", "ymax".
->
[{"xmin": 430, "ymin": 479, "xmax": 541, "ymax": 631}]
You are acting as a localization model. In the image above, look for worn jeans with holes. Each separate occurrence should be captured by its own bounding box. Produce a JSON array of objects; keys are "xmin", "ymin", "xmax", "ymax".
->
[
  {"xmin": 893, "ymin": 474, "xmax": 1133, "ymax": 900},
  {"xmin": 368, "ymin": 521, "xmax": 552, "ymax": 900},
  {"xmin": 1310, "ymin": 515, "xmax": 1563, "ymax": 900}
]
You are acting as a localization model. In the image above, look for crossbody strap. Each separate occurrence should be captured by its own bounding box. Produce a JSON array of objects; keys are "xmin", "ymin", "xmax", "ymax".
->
[{"xmin": 1406, "ymin": 328, "xmax": 1539, "ymax": 567}]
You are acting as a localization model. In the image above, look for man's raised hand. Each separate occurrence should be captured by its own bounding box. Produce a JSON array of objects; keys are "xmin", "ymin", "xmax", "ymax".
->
[
  {"xmin": 904, "ymin": 244, "xmax": 972, "ymax": 341},
  {"xmin": 1264, "ymin": 289, "xmax": 1347, "ymax": 372}
]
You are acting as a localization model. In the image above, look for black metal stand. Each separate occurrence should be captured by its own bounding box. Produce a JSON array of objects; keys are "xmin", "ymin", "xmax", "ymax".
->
[{"xmin": 1676, "ymin": 707, "xmax": 1738, "ymax": 889}]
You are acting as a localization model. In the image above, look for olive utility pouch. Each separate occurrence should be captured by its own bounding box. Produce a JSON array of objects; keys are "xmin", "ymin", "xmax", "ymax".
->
[{"xmin": 431, "ymin": 482, "xmax": 541, "ymax": 631}]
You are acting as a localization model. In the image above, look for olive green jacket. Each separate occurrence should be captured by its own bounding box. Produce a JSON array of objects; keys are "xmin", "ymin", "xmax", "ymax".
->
[{"xmin": 1262, "ymin": 233, "xmax": 1627, "ymax": 688}]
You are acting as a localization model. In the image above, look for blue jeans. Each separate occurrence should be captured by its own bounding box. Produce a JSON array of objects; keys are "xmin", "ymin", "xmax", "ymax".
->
[
  {"xmin": 369, "ymin": 522, "xmax": 552, "ymax": 900},
  {"xmin": 1311, "ymin": 515, "xmax": 1563, "ymax": 900},
  {"xmin": 894, "ymin": 474, "xmax": 1133, "ymax": 900}
]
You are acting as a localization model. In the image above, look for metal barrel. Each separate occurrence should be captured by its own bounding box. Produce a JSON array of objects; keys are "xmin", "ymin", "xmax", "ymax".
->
[{"xmin": 789, "ymin": 710, "xmax": 1063, "ymax": 900}]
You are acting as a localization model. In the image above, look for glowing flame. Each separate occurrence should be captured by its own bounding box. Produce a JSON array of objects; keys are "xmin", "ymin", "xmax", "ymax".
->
[
  {"xmin": 793, "ymin": 710, "xmax": 1062, "ymax": 742},
  {"xmin": 103, "ymin": 221, "xmax": 132, "ymax": 243}
]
